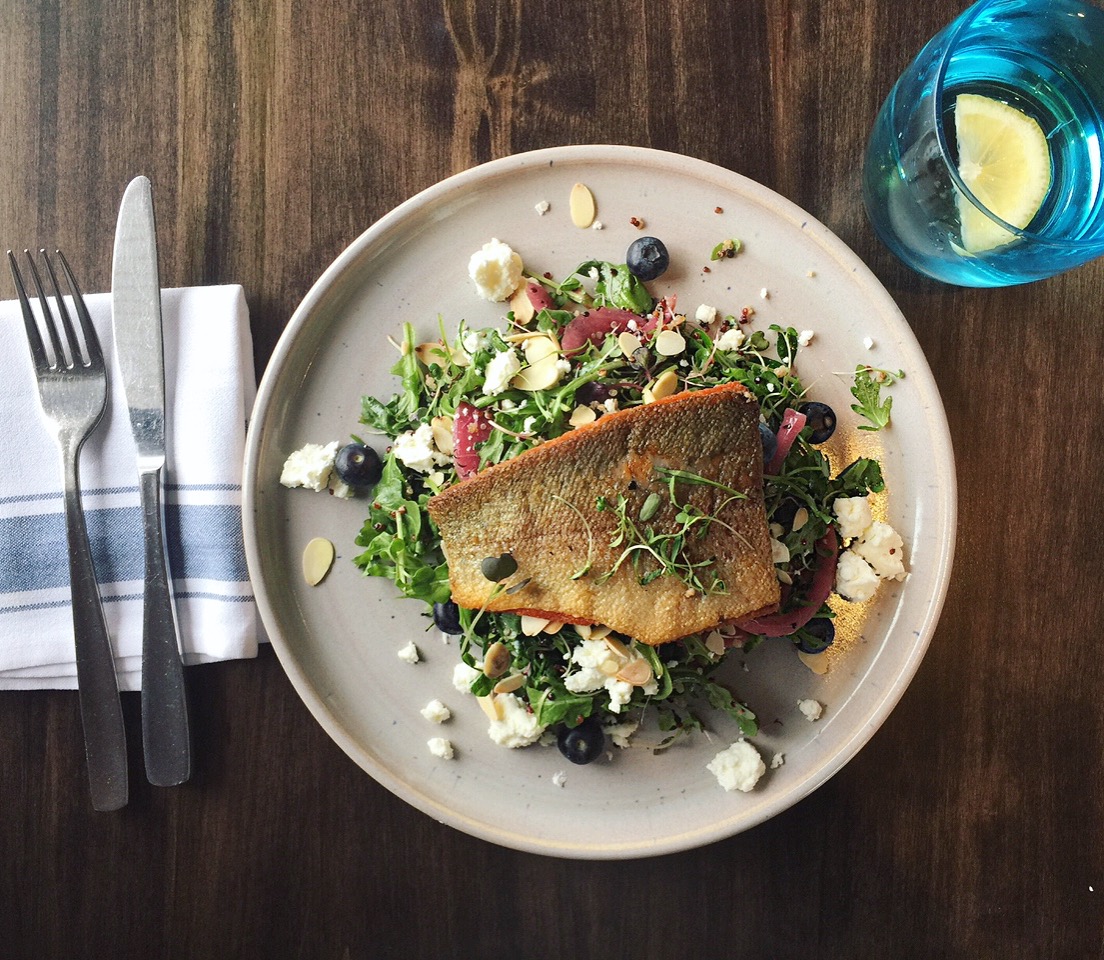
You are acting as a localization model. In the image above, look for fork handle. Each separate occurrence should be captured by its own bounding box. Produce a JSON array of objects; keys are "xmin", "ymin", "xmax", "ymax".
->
[
  {"xmin": 138, "ymin": 466, "xmax": 192, "ymax": 786},
  {"xmin": 62, "ymin": 444, "xmax": 128, "ymax": 811}
]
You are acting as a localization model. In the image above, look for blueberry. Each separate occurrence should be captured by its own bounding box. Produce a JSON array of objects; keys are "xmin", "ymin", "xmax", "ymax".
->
[
  {"xmin": 796, "ymin": 617, "xmax": 835, "ymax": 654},
  {"xmin": 626, "ymin": 236, "xmax": 670, "ymax": 281},
  {"xmin": 759, "ymin": 422, "xmax": 777, "ymax": 464},
  {"xmin": 798, "ymin": 401, "xmax": 837, "ymax": 444},
  {"xmin": 334, "ymin": 442, "xmax": 383, "ymax": 488},
  {"xmin": 433, "ymin": 600, "xmax": 463, "ymax": 635},
  {"xmin": 556, "ymin": 716, "xmax": 606, "ymax": 765}
]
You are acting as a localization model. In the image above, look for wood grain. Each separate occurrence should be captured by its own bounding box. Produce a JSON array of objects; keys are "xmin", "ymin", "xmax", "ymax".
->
[{"xmin": 2, "ymin": 0, "xmax": 1104, "ymax": 957}]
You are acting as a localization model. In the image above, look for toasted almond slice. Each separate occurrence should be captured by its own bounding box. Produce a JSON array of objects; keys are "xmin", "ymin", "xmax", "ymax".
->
[
  {"xmin": 616, "ymin": 658, "xmax": 653, "ymax": 686},
  {"xmin": 509, "ymin": 283, "xmax": 536, "ymax": 324},
  {"xmin": 588, "ymin": 625, "xmax": 613, "ymax": 640},
  {"xmin": 617, "ymin": 331, "xmax": 643, "ymax": 358},
  {"xmin": 483, "ymin": 641, "xmax": 511, "ymax": 678},
  {"xmin": 569, "ymin": 182, "xmax": 597, "ymax": 228},
  {"xmin": 520, "ymin": 615, "xmax": 551, "ymax": 636},
  {"xmin": 477, "ymin": 694, "xmax": 505, "ymax": 721},
  {"xmin": 599, "ymin": 658, "xmax": 621, "ymax": 677},
  {"xmin": 604, "ymin": 636, "xmax": 630, "ymax": 659},
  {"xmin": 431, "ymin": 415, "xmax": 455, "ymax": 455},
  {"xmin": 705, "ymin": 631, "xmax": 726, "ymax": 657},
  {"xmin": 493, "ymin": 673, "xmax": 526, "ymax": 694},
  {"xmin": 302, "ymin": 537, "xmax": 335, "ymax": 586},
  {"xmin": 798, "ymin": 649, "xmax": 830, "ymax": 675},
  {"xmin": 569, "ymin": 405, "xmax": 597, "ymax": 428},
  {"xmin": 647, "ymin": 368, "xmax": 679, "ymax": 402},
  {"xmin": 575, "ymin": 624, "xmax": 593, "ymax": 640},
  {"xmin": 792, "ymin": 507, "xmax": 809, "ymax": 532},
  {"xmin": 654, "ymin": 329, "xmax": 686, "ymax": 356},
  {"xmin": 512, "ymin": 335, "xmax": 563, "ymax": 391},
  {"xmin": 416, "ymin": 341, "xmax": 450, "ymax": 366},
  {"xmin": 541, "ymin": 620, "xmax": 564, "ymax": 635}
]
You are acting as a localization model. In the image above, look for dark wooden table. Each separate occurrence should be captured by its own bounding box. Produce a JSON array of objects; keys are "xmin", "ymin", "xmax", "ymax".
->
[{"xmin": 3, "ymin": 1, "xmax": 1103, "ymax": 957}]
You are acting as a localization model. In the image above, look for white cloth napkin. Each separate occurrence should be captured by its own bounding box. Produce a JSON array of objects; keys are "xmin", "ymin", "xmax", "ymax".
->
[{"xmin": 0, "ymin": 285, "xmax": 258, "ymax": 690}]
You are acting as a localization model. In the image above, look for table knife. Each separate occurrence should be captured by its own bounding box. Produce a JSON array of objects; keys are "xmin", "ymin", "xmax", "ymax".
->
[{"xmin": 111, "ymin": 175, "xmax": 192, "ymax": 786}]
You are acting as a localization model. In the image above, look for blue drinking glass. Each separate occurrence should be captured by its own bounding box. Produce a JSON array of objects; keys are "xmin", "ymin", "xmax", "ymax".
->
[{"xmin": 863, "ymin": 0, "xmax": 1104, "ymax": 286}]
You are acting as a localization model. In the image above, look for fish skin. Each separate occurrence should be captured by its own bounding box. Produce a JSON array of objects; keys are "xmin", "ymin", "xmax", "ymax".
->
[{"xmin": 427, "ymin": 382, "xmax": 780, "ymax": 645}]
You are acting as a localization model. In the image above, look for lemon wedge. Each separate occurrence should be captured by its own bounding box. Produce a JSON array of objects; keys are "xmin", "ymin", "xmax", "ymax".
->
[{"xmin": 954, "ymin": 93, "xmax": 1052, "ymax": 253}]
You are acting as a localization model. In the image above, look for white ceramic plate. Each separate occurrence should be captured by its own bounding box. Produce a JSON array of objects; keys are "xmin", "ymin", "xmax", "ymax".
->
[{"xmin": 243, "ymin": 145, "xmax": 956, "ymax": 859}]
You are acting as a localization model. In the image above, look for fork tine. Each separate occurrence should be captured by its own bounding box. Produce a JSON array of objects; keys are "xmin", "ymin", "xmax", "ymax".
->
[
  {"xmin": 22, "ymin": 248, "xmax": 69, "ymax": 368},
  {"xmin": 6, "ymin": 249, "xmax": 51, "ymax": 373},
  {"xmin": 39, "ymin": 248, "xmax": 87, "ymax": 368},
  {"xmin": 55, "ymin": 249, "xmax": 103, "ymax": 369}
]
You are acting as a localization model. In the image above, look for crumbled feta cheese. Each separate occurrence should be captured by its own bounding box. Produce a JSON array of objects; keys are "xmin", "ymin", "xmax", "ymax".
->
[
  {"xmin": 328, "ymin": 477, "xmax": 355, "ymax": 499},
  {"xmin": 462, "ymin": 330, "xmax": 486, "ymax": 354},
  {"xmin": 771, "ymin": 752, "xmax": 785, "ymax": 769},
  {"xmin": 707, "ymin": 740, "xmax": 766, "ymax": 792},
  {"xmin": 798, "ymin": 698, "xmax": 823, "ymax": 722},
  {"xmin": 427, "ymin": 737, "xmax": 454, "ymax": 759},
  {"xmin": 392, "ymin": 423, "xmax": 449, "ymax": 473},
  {"xmin": 280, "ymin": 441, "xmax": 338, "ymax": 491},
  {"xmin": 606, "ymin": 720, "xmax": 639, "ymax": 748},
  {"xmin": 602, "ymin": 398, "xmax": 619, "ymax": 413},
  {"xmin": 591, "ymin": 220, "xmax": 604, "ymax": 230},
  {"xmin": 798, "ymin": 329, "xmax": 815, "ymax": 346},
  {"xmin": 534, "ymin": 200, "xmax": 550, "ymax": 215},
  {"xmin": 487, "ymin": 692, "xmax": 546, "ymax": 748},
  {"xmin": 397, "ymin": 641, "xmax": 420, "ymax": 664},
  {"xmin": 482, "ymin": 347, "xmax": 522, "ymax": 396},
  {"xmin": 835, "ymin": 549, "xmax": 880, "ymax": 602},
  {"xmin": 606, "ymin": 679, "xmax": 633, "ymax": 714},
  {"xmin": 420, "ymin": 699, "xmax": 451, "ymax": 723},
  {"xmin": 759, "ymin": 287, "xmax": 769, "ymax": 299},
  {"xmin": 468, "ymin": 238, "xmax": 523, "ymax": 302},
  {"xmin": 552, "ymin": 770, "xmax": 567, "ymax": 787},
  {"xmin": 853, "ymin": 520, "xmax": 907, "ymax": 581},
  {"xmin": 452, "ymin": 661, "xmax": 481, "ymax": 693},
  {"xmin": 834, "ymin": 496, "xmax": 874, "ymax": 540},
  {"xmin": 714, "ymin": 327, "xmax": 746, "ymax": 352},
  {"xmin": 863, "ymin": 336, "xmax": 875, "ymax": 350},
  {"xmin": 695, "ymin": 303, "xmax": 718, "ymax": 324}
]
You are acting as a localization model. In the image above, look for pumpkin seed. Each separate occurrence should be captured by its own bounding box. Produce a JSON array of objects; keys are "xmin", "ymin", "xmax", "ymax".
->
[
  {"xmin": 481, "ymin": 553, "xmax": 518, "ymax": 582},
  {"xmin": 639, "ymin": 492, "xmax": 662, "ymax": 522}
]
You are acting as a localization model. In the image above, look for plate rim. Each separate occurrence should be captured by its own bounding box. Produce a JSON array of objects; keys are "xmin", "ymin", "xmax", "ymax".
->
[{"xmin": 243, "ymin": 144, "xmax": 958, "ymax": 859}]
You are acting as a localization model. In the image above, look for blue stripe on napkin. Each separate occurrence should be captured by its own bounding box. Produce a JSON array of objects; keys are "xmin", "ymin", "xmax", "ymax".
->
[{"xmin": 0, "ymin": 501, "xmax": 248, "ymax": 595}]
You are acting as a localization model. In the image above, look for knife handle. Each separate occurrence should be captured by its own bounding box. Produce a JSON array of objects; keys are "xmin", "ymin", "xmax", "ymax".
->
[{"xmin": 139, "ymin": 467, "xmax": 192, "ymax": 786}]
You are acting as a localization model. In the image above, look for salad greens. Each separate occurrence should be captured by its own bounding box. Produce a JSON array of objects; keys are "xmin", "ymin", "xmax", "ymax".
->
[{"xmin": 354, "ymin": 261, "xmax": 891, "ymax": 746}]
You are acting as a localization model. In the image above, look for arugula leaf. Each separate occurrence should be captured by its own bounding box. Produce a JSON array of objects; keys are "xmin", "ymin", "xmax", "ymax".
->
[
  {"xmin": 850, "ymin": 365, "xmax": 893, "ymax": 431},
  {"xmin": 573, "ymin": 260, "xmax": 654, "ymax": 314}
]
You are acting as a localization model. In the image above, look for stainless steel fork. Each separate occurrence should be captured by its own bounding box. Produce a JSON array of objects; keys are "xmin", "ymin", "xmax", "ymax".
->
[{"xmin": 8, "ymin": 248, "xmax": 128, "ymax": 811}]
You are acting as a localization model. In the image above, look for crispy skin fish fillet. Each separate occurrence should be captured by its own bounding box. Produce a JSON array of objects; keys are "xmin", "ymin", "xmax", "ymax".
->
[{"xmin": 427, "ymin": 382, "xmax": 780, "ymax": 645}]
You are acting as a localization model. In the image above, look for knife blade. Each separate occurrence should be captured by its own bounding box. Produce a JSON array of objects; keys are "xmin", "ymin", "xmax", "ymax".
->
[{"xmin": 112, "ymin": 175, "xmax": 192, "ymax": 786}]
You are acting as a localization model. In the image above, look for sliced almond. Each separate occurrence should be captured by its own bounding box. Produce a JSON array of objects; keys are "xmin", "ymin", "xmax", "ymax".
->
[
  {"xmin": 798, "ymin": 649, "xmax": 830, "ymax": 675},
  {"xmin": 520, "ymin": 615, "xmax": 551, "ymax": 636},
  {"xmin": 511, "ymin": 335, "xmax": 563, "ymax": 392},
  {"xmin": 792, "ymin": 507, "xmax": 809, "ymax": 532},
  {"xmin": 603, "ymin": 636, "xmax": 630, "ymax": 659},
  {"xmin": 430, "ymin": 415, "xmax": 455, "ymax": 455},
  {"xmin": 477, "ymin": 694, "xmax": 505, "ymax": 721},
  {"xmin": 616, "ymin": 658, "xmax": 653, "ymax": 686},
  {"xmin": 588, "ymin": 624, "xmax": 613, "ymax": 641},
  {"xmin": 646, "ymin": 369, "xmax": 679, "ymax": 402},
  {"xmin": 541, "ymin": 621, "xmax": 564, "ymax": 636},
  {"xmin": 705, "ymin": 631, "xmax": 726, "ymax": 657},
  {"xmin": 493, "ymin": 673, "xmax": 525, "ymax": 694},
  {"xmin": 482, "ymin": 641, "xmax": 511, "ymax": 678},
  {"xmin": 575, "ymin": 624, "xmax": 592, "ymax": 640},
  {"xmin": 415, "ymin": 341, "xmax": 450, "ymax": 367},
  {"xmin": 654, "ymin": 330, "xmax": 686, "ymax": 356},
  {"xmin": 599, "ymin": 658, "xmax": 621, "ymax": 677},
  {"xmin": 569, "ymin": 182, "xmax": 597, "ymax": 228},
  {"xmin": 302, "ymin": 537, "xmax": 335, "ymax": 586},
  {"xmin": 509, "ymin": 283, "xmax": 536, "ymax": 324},
  {"xmin": 569, "ymin": 405, "xmax": 597, "ymax": 428},
  {"xmin": 617, "ymin": 331, "xmax": 643, "ymax": 358}
]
